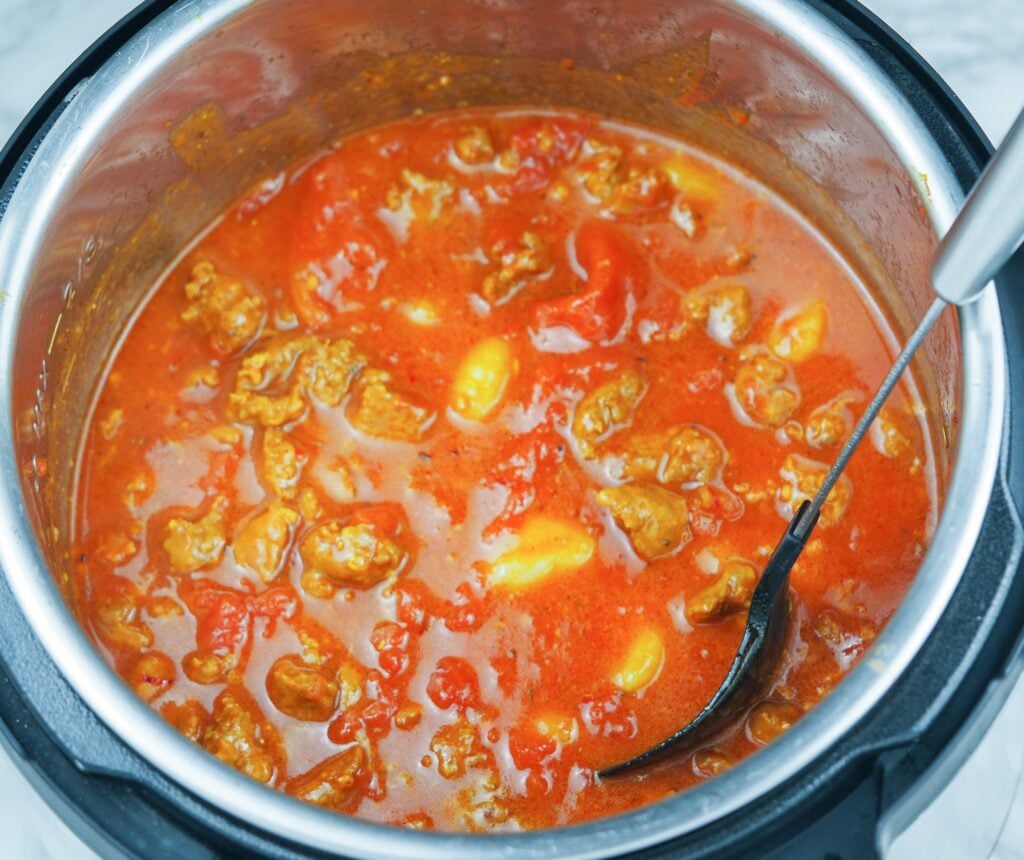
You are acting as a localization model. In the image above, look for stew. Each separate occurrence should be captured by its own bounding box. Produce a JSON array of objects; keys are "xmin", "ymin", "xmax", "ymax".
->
[{"xmin": 72, "ymin": 108, "xmax": 934, "ymax": 831}]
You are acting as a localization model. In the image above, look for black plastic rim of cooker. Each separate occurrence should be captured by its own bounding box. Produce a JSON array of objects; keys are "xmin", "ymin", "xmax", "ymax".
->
[{"xmin": 0, "ymin": 2, "xmax": 1021, "ymax": 858}]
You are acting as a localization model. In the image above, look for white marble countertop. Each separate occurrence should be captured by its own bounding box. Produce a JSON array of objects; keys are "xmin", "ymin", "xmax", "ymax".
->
[{"xmin": 0, "ymin": 0, "xmax": 1022, "ymax": 857}]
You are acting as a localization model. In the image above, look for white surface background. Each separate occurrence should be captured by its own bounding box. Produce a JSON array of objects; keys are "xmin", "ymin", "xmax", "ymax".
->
[{"xmin": 0, "ymin": 0, "xmax": 1022, "ymax": 857}]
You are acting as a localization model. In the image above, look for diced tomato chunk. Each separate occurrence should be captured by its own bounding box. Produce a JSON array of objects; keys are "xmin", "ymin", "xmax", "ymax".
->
[
  {"xmin": 180, "ymin": 580, "xmax": 250, "ymax": 656},
  {"xmin": 532, "ymin": 220, "xmax": 644, "ymax": 343},
  {"xmin": 370, "ymin": 621, "xmax": 410, "ymax": 653},
  {"xmin": 368, "ymin": 621, "xmax": 412, "ymax": 678},
  {"xmin": 508, "ymin": 726, "xmax": 557, "ymax": 770},
  {"xmin": 288, "ymin": 154, "xmax": 393, "ymax": 329},
  {"xmin": 483, "ymin": 424, "xmax": 565, "ymax": 538},
  {"xmin": 394, "ymin": 579, "xmax": 439, "ymax": 633},
  {"xmin": 326, "ymin": 684, "xmax": 400, "ymax": 742},
  {"xmin": 426, "ymin": 657, "xmax": 481, "ymax": 712},
  {"xmin": 503, "ymin": 118, "xmax": 588, "ymax": 194},
  {"xmin": 377, "ymin": 649, "xmax": 408, "ymax": 677},
  {"xmin": 525, "ymin": 770, "xmax": 553, "ymax": 796},
  {"xmin": 443, "ymin": 597, "xmax": 489, "ymax": 634},
  {"xmin": 491, "ymin": 651, "xmax": 519, "ymax": 697},
  {"xmin": 359, "ymin": 693, "xmax": 398, "ymax": 737},
  {"xmin": 326, "ymin": 709, "xmax": 362, "ymax": 744}
]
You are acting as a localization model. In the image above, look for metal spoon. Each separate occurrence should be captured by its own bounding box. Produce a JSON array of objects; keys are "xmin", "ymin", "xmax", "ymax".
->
[{"xmin": 600, "ymin": 107, "xmax": 1024, "ymax": 778}]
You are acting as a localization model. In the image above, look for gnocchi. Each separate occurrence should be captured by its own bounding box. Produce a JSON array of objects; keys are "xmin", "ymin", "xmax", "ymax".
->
[
  {"xmin": 489, "ymin": 515, "xmax": 596, "ymax": 590},
  {"xmin": 450, "ymin": 337, "xmax": 515, "ymax": 422},
  {"xmin": 613, "ymin": 629, "xmax": 665, "ymax": 693}
]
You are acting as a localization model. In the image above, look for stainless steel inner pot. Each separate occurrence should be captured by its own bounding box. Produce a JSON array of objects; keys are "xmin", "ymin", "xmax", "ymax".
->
[{"xmin": 0, "ymin": 0, "xmax": 1007, "ymax": 857}]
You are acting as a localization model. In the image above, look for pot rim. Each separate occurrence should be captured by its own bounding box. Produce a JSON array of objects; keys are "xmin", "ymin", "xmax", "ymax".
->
[{"xmin": 0, "ymin": 0, "xmax": 1006, "ymax": 856}]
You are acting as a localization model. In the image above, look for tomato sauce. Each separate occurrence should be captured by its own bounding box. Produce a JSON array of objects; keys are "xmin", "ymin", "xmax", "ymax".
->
[{"xmin": 72, "ymin": 108, "xmax": 934, "ymax": 831}]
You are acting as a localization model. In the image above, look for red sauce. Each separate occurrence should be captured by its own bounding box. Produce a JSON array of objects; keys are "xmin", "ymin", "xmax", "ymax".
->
[{"xmin": 72, "ymin": 108, "xmax": 934, "ymax": 831}]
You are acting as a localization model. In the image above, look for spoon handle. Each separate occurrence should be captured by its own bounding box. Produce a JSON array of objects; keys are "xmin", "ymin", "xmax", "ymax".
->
[
  {"xmin": 932, "ymin": 107, "xmax": 1024, "ymax": 305},
  {"xmin": 796, "ymin": 297, "xmax": 947, "ymax": 538}
]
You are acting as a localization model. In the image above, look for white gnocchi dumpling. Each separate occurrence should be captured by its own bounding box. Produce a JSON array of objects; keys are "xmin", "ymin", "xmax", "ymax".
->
[
  {"xmin": 489, "ymin": 515, "xmax": 595, "ymax": 590},
  {"xmin": 450, "ymin": 336, "xmax": 515, "ymax": 422},
  {"xmin": 612, "ymin": 628, "xmax": 665, "ymax": 693}
]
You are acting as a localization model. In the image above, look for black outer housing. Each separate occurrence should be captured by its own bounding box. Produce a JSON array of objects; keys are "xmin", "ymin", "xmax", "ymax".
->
[{"xmin": 0, "ymin": 1, "xmax": 1021, "ymax": 858}]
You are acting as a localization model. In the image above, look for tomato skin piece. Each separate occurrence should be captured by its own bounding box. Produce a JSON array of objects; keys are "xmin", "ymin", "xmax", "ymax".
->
[
  {"xmin": 508, "ymin": 118, "xmax": 587, "ymax": 163},
  {"xmin": 180, "ymin": 580, "xmax": 250, "ymax": 656},
  {"xmin": 370, "ymin": 620, "xmax": 410, "ymax": 652},
  {"xmin": 326, "ymin": 685, "xmax": 399, "ymax": 743},
  {"xmin": 508, "ymin": 726, "xmax": 557, "ymax": 771},
  {"xmin": 426, "ymin": 656, "xmax": 481, "ymax": 712},
  {"xmin": 288, "ymin": 154, "xmax": 392, "ymax": 330},
  {"xmin": 532, "ymin": 220, "xmax": 644, "ymax": 343},
  {"xmin": 393, "ymin": 579, "xmax": 439, "ymax": 633},
  {"xmin": 504, "ymin": 118, "xmax": 588, "ymax": 194},
  {"xmin": 442, "ymin": 592, "xmax": 491, "ymax": 634},
  {"xmin": 326, "ymin": 710, "xmax": 361, "ymax": 744}
]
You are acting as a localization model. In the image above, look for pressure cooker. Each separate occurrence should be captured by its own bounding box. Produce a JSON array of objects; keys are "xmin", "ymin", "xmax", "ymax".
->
[{"xmin": 0, "ymin": 0, "xmax": 1021, "ymax": 857}]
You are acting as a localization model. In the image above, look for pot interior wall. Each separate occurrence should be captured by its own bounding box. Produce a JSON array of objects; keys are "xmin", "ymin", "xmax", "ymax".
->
[{"xmin": 14, "ymin": 0, "xmax": 957, "ymax": 732}]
